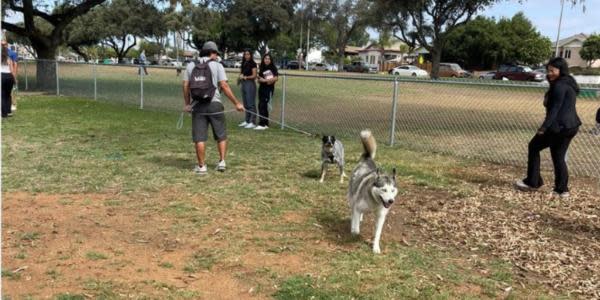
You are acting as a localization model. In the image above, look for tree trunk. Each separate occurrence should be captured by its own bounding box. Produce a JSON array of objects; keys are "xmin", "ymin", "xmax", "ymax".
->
[
  {"xmin": 337, "ymin": 45, "xmax": 345, "ymax": 72},
  {"xmin": 430, "ymin": 47, "xmax": 442, "ymax": 79},
  {"xmin": 34, "ymin": 45, "xmax": 58, "ymax": 91}
]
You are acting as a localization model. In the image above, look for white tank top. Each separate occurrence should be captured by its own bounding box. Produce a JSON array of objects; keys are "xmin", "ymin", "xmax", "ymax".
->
[{"xmin": 1, "ymin": 62, "xmax": 10, "ymax": 74}]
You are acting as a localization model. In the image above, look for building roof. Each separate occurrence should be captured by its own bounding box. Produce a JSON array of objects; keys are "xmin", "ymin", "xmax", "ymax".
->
[
  {"xmin": 554, "ymin": 33, "xmax": 588, "ymax": 47},
  {"xmin": 345, "ymin": 46, "xmax": 363, "ymax": 55}
]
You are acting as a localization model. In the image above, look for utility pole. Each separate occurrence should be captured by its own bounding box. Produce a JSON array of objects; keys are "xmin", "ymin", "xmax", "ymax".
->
[
  {"xmin": 554, "ymin": 0, "xmax": 565, "ymax": 57},
  {"xmin": 306, "ymin": 18, "xmax": 311, "ymax": 70}
]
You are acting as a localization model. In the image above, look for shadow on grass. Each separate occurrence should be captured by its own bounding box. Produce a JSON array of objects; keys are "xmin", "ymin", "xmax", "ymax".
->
[
  {"xmin": 147, "ymin": 155, "xmax": 192, "ymax": 170},
  {"xmin": 301, "ymin": 169, "xmax": 321, "ymax": 180},
  {"xmin": 314, "ymin": 208, "xmax": 362, "ymax": 245}
]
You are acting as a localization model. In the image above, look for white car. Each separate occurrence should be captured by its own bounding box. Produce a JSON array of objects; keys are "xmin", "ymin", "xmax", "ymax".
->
[
  {"xmin": 479, "ymin": 71, "xmax": 496, "ymax": 80},
  {"xmin": 390, "ymin": 65, "xmax": 428, "ymax": 77}
]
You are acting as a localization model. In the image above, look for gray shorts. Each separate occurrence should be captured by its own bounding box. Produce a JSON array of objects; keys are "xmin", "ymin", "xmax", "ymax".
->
[{"xmin": 192, "ymin": 101, "xmax": 227, "ymax": 142}]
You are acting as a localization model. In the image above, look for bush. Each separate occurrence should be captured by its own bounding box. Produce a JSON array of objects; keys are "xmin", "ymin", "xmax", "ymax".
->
[{"xmin": 570, "ymin": 66, "xmax": 600, "ymax": 75}]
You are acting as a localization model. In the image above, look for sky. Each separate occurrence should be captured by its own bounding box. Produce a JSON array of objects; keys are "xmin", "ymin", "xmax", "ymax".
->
[{"xmin": 481, "ymin": 0, "xmax": 599, "ymax": 41}]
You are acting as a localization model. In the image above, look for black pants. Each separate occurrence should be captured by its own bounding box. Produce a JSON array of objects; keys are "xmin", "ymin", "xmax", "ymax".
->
[
  {"xmin": 2, "ymin": 73, "xmax": 15, "ymax": 117},
  {"xmin": 524, "ymin": 127, "xmax": 578, "ymax": 193},
  {"xmin": 258, "ymin": 87, "xmax": 273, "ymax": 127}
]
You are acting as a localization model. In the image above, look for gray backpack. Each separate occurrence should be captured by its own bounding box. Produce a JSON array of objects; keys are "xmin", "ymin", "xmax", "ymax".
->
[{"xmin": 189, "ymin": 60, "xmax": 216, "ymax": 103}]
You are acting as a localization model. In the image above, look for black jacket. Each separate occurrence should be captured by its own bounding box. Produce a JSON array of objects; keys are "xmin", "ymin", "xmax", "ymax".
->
[
  {"xmin": 540, "ymin": 75, "xmax": 582, "ymax": 133},
  {"xmin": 596, "ymin": 107, "xmax": 600, "ymax": 123}
]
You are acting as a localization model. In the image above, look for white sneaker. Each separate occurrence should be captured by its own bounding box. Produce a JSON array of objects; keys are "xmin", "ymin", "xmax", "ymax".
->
[
  {"xmin": 193, "ymin": 165, "xmax": 208, "ymax": 175},
  {"xmin": 514, "ymin": 180, "xmax": 537, "ymax": 191},
  {"xmin": 216, "ymin": 160, "xmax": 226, "ymax": 172},
  {"xmin": 238, "ymin": 121, "xmax": 248, "ymax": 127},
  {"xmin": 244, "ymin": 123, "xmax": 256, "ymax": 129},
  {"xmin": 254, "ymin": 125, "xmax": 268, "ymax": 130},
  {"xmin": 11, "ymin": 105, "xmax": 16, "ymax": 111},
  {"xmin": 551, "ymin": 191, "xmax": 570, "ymax": 199}
]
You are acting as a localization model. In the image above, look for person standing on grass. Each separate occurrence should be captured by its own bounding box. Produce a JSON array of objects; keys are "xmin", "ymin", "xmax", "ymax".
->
[
  {"xmin": 183, "ymin": 41, "xmax": 244, "ymax": 175},
  {"xmin": 515, "ymin": 57, "xmax": 581, "ymax": 199},
  {"xmin": 139, "ymin": 50, "xmax": 149, "ymax": 75},
  {"xmin": 1, "ymin": 43, "xmax": 16, "ymax": 118},
  {"xmin": 2, "ymin": 40, "xmax": 18, "ymax": 113},
  {"xmin": 255, "ymin": 53, "xmax": 278, "ymax": 130},
  {"xmin": 238, "ymin": 50, "xmax": 257, "ymax": 129}
]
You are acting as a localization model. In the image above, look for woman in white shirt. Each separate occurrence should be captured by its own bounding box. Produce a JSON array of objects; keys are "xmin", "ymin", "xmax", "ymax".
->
[{"xmin": 2, "ymin": 43, "xmax": 16, "ymax": 118}]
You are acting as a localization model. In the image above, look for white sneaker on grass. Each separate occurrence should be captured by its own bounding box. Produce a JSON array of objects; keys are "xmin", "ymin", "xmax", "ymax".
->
[
  {"xmin": 193, "ymin": 165, "xmax": 208, "ymax": 175},
  {"xmin": 254, "ymin": 125, "xmax": 268, "ymax": 130},
  {"xmin": 216, "ymin": 160, "xmax": 226, "ymax": 172},
  {"xmin": 551, "ymin": 191, "xmax": 570, "ymax": 199},
  {"xmin": 238, "ymin": 121, "xmax": 248, "ymax": 127},
  {"xmin": 244, "ymin": 123, "xmax": 256, "ymax": 129},
  {"xmin": 514, "ymin": 180, "xmax": 537, "ymax": 191},
  {"xmin": 11, "ymin": 105, "xmax": 16, "ymax": 111}
]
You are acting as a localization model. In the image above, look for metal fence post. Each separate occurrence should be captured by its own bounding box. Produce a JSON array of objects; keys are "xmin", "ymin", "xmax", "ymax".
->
[
  {"xmin": 24, "ymin": 59, "xmax": 28, "ymax": 90},
  {"xmin": 55, "ymin": 60, "xmax": 60, "ymax": 96},
  {"xmin": 93, "ymin": 62, "xmax": 97, "ymax": 101},
  {"xmin": 140, "ymin": 68, "xmax": 144, "ymax": 109},
  {"xmin": 389, "ymin": 78, "xmax": 399, "ymax": 146},
  {"xmin": 280, "ymin": 74, "xmax": 286, "ymax": 129}
]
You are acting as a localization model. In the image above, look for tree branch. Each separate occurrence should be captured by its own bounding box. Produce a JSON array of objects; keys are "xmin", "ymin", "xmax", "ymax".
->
[{"xmin": 1, "ymin": 21, "xmax": 28, "ymax": 37}]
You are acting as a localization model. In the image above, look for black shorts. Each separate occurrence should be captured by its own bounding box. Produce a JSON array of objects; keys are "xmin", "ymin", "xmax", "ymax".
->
[{"xmin": 192, "ymin": 101, "xmax": 227, "ymax": 142}]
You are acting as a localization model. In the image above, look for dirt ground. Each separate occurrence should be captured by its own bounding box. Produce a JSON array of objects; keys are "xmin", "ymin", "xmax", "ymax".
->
[{"xmin": 2, "ymin": 163, "xmax": 600, "ymax": 299}]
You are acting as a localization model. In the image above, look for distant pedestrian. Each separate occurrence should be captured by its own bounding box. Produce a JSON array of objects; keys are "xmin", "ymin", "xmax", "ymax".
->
[
  {"xmin": 255, "ymin": 53, "xmax": 278, "ymax": 130},
  {"xmin": 238, "ymin": 50, "xmax": 257, "ymax": 129},
  {"xmin": 2, "ymin": 39, "xmax": 18, "ymax": 113},
  {"xmin": 139, "ymin": 50, "xmax": 148, "ymax": 75},
  {"xmin": 515, "ymin": 57, "xmax": 581, "ymax": 199},
  {"xmin": 594, "ymin": 107, "xmax": 600, "ymax": 136}
]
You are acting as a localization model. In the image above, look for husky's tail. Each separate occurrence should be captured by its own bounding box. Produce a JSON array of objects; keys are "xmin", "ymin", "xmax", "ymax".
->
[{"xmin": 360, "ymin": 130, "xmax": 376, "ymax": 159}]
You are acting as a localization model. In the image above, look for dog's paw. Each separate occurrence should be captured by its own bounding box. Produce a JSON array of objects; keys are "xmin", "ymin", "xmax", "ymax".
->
[
  {"xmin": 372, "ymin": 246, "xmax": 381, "ymax": 254},
  {"xmin": 351, "ymin": 229, "xmax": 360, "ymax": 235}
]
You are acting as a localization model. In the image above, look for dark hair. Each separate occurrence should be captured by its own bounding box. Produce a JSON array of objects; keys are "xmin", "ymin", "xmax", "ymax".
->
[
  {"xmin": 259, "ymin": 53, "xmax": 274, "ymax": 72},
  {"xmin": 546, "ymin": 57, "xmax": 570, "ymax": 77},
  {"xmin": 200, "ymin": 49, "xmax": 217, "ymax": 58},
  {"xmin": 242, "ymin": 50, "xmax": 253, "ymax": 62},
  {"xmin": 1, "ymin": 44, "xmax": 8, "ymax": 64}
]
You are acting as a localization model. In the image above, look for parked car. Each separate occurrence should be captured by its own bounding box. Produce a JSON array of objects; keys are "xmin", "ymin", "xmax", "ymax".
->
[
  {"xmin": 222, "ymin": 59, "xmax": 239, "ymax": 68},
  {"xmin": 493, "ymin": 64, "xmax": 545, "ymax": 82},
  {"xmin": 478, "ymin": 71, "xmax": 496, "ymax": 80},
  {"xmin": 309, "ymin": 63, "xmax": 329, "ymax": 71},
  {"xmin": 389, "ymin": 65, "xmax": 429, "ymax": 77},
  {"xmin": 287, "ymin": 60, "xmax": 300, "ymax": 70},
  {"xmin": 438, "ymin": 63, "xmax": 472, "ymax": 78},
  {"xmin": 344, "ymin": 61, "xmax": 370, "ymax": 73}
]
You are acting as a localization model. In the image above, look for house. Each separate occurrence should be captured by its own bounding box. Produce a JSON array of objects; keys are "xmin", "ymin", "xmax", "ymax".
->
[
  {"xmin": 553, "ymin": 33, "xmax": 600, "ymax": 68},
  {"xmin": 357, "ymin": 41, "xmax": 411, "ymax": 71}
]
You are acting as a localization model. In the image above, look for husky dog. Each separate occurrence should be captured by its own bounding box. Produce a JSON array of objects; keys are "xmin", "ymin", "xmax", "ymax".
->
[
  {"xmin": 320, "ymin": 135, "xmax": 346, "ymax": 183},
  {"xmin": 348, "ymin": 130, "xmax": 398, "ymax": 254}
]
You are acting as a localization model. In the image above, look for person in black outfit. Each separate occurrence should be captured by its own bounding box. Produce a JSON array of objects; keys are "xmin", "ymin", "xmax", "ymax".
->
[
  {"xmin": 515, "ymin": 57, "xmax": 581, "ymax": 199},
  {"xmin": 595, "ymin": 107, "xmax": 600, "ymax": 135},
  {"xmin": 1, "ymin": 43, "xmax": 15, "ymax": 118},
  {"xmin": 255, "ymin": 53, "xmax": 278, "ymax": 130}
]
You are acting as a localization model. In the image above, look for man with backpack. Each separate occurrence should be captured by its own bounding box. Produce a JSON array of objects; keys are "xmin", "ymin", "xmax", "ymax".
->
[{"xmin": 183, "ymin": 41, "xmax": 244, "ymax": 175}]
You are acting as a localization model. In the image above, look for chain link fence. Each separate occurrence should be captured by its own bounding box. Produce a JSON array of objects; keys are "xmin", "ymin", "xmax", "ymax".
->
[{"xmin": 17, "ymin": 59, "xmax": 600, "ymax": 178}]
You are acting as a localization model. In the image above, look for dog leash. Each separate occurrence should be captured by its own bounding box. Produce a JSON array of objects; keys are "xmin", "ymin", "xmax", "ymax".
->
[{"xmin": 176, "ymin": 105, "xmax": 316, "ymax": 137}]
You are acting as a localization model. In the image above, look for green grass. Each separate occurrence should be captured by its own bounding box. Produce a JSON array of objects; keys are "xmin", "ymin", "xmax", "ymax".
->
[
  {"xmin": 54, "ymin": 293, "xmax": 86, "ymax": 300},
  {"xmin": 2, "ymin": 95, "xmax": 566, "ymax": 298},
  {"xmin": 1, "ymin": 269, "xmax": 22, "ymax": 280},
  {"xmin": 85, "ymin": 251, "xmax": 109, "ymax": 261}
]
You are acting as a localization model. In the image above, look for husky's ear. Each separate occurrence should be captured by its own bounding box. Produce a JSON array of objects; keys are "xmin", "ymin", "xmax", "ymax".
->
[
  {"xmin": 322, "ymin": 135, "xmax": 328, "ymax": 143},
  {"xmin": 392, "ymin": 168, "xmax": 397, "ymax": 179}
]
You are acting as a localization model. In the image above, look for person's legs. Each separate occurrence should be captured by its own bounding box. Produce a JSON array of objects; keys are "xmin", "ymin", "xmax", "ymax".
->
[
  {"xmin": 207, "ymin": 102, "xmax": 228, "ymax": 168},
  {"xmin": 244, "ymin": 82, "xmax": 257, "ymax": 124},
  {"xmin": 1, "ymin": 73, "xmax": 15, "ymax": 117},
  {"xmin": 217, "ymin": 140, "xmax": 227, "ymax": 161},
  {"xmin": 241, "ymin": 81, "xmax": 251, "ymax": 123},
  {"xmin": 191, "ymin": 107, "xmax": 210, "ymax": 168},
  {"xmin": 524, "ymin": 133, "xmax": 551, "ymax": 188},
  {"xmin": 195, "ymin": 142, "xmax": 206, "ymax": 166},
  {"xmin": 257, "ymin": 89, "xmax": 269, "ymax": 127},
  {"xmin": 550, "ymin": 128, "xmax": 578, "ymax": 193}
]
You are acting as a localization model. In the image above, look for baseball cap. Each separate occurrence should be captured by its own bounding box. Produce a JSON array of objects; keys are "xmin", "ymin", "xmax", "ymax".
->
[{"xmin": 202, "ymin": 41, "xmax": 220, "ymax": 54}]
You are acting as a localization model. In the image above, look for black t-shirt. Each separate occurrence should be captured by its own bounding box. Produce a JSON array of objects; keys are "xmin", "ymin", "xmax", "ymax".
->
[
  {"xmin": 258, "ymin": 64, "xmax": 279, "ymax": 90},
  {"xmin": 241, "ymin": 60, "xmax": 257, "ymax": 76}
]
